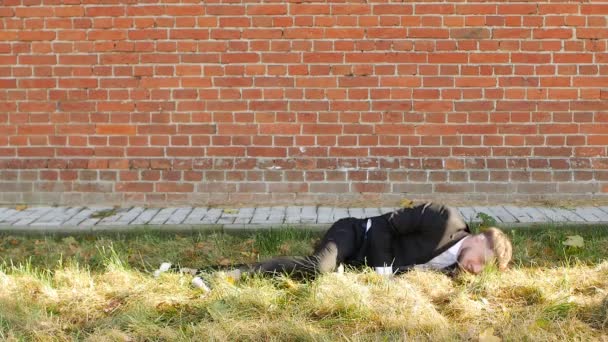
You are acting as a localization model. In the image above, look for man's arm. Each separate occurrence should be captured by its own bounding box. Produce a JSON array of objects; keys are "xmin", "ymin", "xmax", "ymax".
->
[{"xmin": 386, "ymin": 206, "xmax": 423, "ymax": 235}]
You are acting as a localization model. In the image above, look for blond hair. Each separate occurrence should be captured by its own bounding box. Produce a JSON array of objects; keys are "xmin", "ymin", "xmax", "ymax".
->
[{"xmin": 482, "ymin": 227, "xmax": 513, "ymax": 271}]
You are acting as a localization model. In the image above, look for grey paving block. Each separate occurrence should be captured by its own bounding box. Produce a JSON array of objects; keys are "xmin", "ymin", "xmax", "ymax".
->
[
  {"xmin": 502, "ymin": 206, "xmax": 550, "ymax": 223},
  {"xmin": 502, "ymin": 206, "xmax": 536, "ymax": 223},
  {"xmin": 251, "ymin": 207, "xmax": 272, "ymax": 224},
  {"xmin": 117, "ymin": 207, "xmax": 147, "ymax": 225},
  {"xmin": 458, "ymin": 207, "xmax": 480, "ymax": 223},
  {"xmin": 301, "ymin": 206, "xmax": 317, "ymax": 224},
  {"xmin": 332, "ymin": 208, "xmax": 349, "ymax": 221},
  {"xmin": 572, "ymin": 207, "xmax": 607, "ymax": 222},
  {"xmin": 63, "ymin": 208, "xmax": 96, "ymax": 226},
  {"xmin": 348, "ymin": 208, "xmax": 366, "ymax": 219},
  {"xmin": 99, "ymin": 207, "xmax": 147, "ymax": 226},
  {"xmin": 587, "ymin": 207, "xmax": 608, "ymax": 221},
  {"xmin": 234, "ymin": 207, "xmax": 255, "ymax": 224},
  {"xmin": 284, "ymin": 206, "xmax": 302, "ymax": 224},
  {"xmin": 98, "ymin": 208, "xmax": 131, "ymax": 225},
  {"xmin": 473, "ymin": 206, "xmax": 502, "ymax": 223},
  {"xmin": 484, "ymin": 206, "xmax": 518, "ymax": 223},
  {"xmin": 535, "ymin": 207, "xmax": 567, "ymax": 222},
  {"xmin": 267, "ymin": 206, "xmax": 286, "ymax": 223},
  {"xmin": 525, "ymin": 207, "xmax": 552, "ymax": 222},
  {"xmin": 130, "ymin": 208, "xmax": 161, "ymax": 225},
  {"xmin": 201, "ymin": 208, "xmax": 223, "ymax": 224},
  {"xmin": 30, "ymin": 207, "xmax": 84, "ymax": 226},
  {"xmin": 183, "ymin": 207, "xmax": 209, "ymax": 224},
  {"xmin": 380, "ymin": 207, "xmax": 397, "ymax": 215},
  {"xmin": 12, "ymin": 207, "xmax": 55, "ymax": 226},
  {"xmin": 165, "ymin": 207, "xmax": 193, "ymax": 225},
  {"xmin": 78, "ymin": 206, "xmax": 114, "ymax": 226},
  {"xmin": 598, "ymin": 206, "xmax": 608, "ymax": 217},
  {"xmin": 148, "ymin": 207, "xmax": 177, "ymax": 225},
  {"xmin": 364, "ymin": 208, "xmax": 382, "ymax": 217},
  {"xmin": 549, "ymin": 208, "xmax": 587, "ymax": 222},
  {"xmin": 317, "ymin": 206, "xmax": 334, "ymax": 224}
]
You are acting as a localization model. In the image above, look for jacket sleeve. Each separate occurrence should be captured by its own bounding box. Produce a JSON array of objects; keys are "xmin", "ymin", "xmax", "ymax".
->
[{"xmin": 386, "ymin": 207, "xmax": 421, "ymax": 235}]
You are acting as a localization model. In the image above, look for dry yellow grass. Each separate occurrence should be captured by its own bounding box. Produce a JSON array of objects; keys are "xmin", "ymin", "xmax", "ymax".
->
[
  {"xmin": 0, "ymin": 227, "xmax": 607, "ymax": 341},
  {"xmin": 0, "ymin": 261, "xmax": 607, "ymax": 341}
]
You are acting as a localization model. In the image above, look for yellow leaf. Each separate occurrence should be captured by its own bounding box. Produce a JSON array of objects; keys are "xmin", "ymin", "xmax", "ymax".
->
[
  {"xmin": 223, "ymin": 209, "xmax": 238, "ymax": 214},
  {"xmin": 400, "ymin": 198, "xmax": 414, "ymax": 208},
  {"xmin": 563, "ymin": 235, "xmax": 584, "ymax": 248},
  {"xmin": 15, "ymin": 204, "xmax": 27, "ymax": 211},
  {"xmin": 478, "ymin": 327, "xmax": 501, "ymax": 342}
]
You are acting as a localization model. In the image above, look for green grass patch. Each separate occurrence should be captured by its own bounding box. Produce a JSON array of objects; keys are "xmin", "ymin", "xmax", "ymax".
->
[{"xmin": 0, "ymin": 225, "xmax": 606, "ymax": 340}]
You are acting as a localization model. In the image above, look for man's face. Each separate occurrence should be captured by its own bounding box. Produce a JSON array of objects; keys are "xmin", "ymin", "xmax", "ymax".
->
[{"xmin": 457, "ymin": 235, "xmax": 494, "ymax": 274}]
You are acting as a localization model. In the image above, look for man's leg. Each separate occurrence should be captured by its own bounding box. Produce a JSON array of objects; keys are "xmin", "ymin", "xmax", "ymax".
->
[{"xmin": 239, "ymin": 217, "xmax": 361, "ymax": 278}]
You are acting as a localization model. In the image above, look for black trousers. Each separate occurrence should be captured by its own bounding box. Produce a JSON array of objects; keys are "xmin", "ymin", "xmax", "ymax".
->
[{"xmin": 239, "ymin": 217, "xmax": 365, "ymax": 278}]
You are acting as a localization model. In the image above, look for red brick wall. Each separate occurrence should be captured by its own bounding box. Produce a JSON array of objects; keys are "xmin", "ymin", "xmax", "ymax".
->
[{"xmin": 1, "ymin": 1, "xmax": 607, "ymax": 206}]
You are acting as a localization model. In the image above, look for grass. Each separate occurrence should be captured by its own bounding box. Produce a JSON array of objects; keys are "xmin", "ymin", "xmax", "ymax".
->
[{"xmin": 0, "ymin": 225, "xmax": 606, "ymax": 341}]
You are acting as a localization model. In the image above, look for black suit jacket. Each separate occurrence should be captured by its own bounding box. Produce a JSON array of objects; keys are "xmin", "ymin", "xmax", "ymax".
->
[{"xmin": 362, "ymin": 203, "xmax": 470, "ymax": 271}]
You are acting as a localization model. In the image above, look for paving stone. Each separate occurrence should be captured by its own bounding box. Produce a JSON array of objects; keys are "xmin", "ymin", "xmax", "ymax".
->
[
  {"xmin": 63, "ymin": 208, "xmax": 97, "ymax": 226},
  {"xmin": 502, "ymin": 206, "xmax": 549, "ymax": 223},
  {"xmin": 165, "ymin": 207, "xmax": 193, "ymax": 225},
  {"xmin": 364, "ymin": 208, "xmax": 382, "ymax": 217},
  {"xmin": 534, "ymin": 207, "xmax": 568, "ymax": 222},
  {"xmin": 234, "ymin": 207, "xmax": 255, "ymax": 224},
  {"xmin": 572, "ymin": 207, "xmax": 607, "ymax": 222},
  {"xmin": 251, "ymin": 208, "xmax": 270, "ymax": 224},
  {"xmin": 216, "ymin": 214, "xmax": 237, "ymax": 224},
  {"xmin": 201, "ymin": 208, "xmax": 223, "ymax": 224},
  {"xmin": 3, "ymin": 203, "xmax": 608, "ymax": 232},
  {"xmin": 549, "ymin": 208, "xmax": 587, "ymax": 222},
  {"xmin": 484, "ymin": 206, "xmax": 518, "ymax": 223},
  {"xmin": 267, "ymin": 206, "xmax": 286, "ymax": 223},
  {"xmin": 30, "ymin": 207, "xmax": 84, "ymax": 226},
  {"xmin": 502, "ymin": 206, "xmax": 534, "ymax": 223},
  {"xmin": 473, "ymin": 206, "xmax": 502, "ymax": 223},
  {"xmin": 183, "ymin": 207, "xmax": 209, "ymax": 224},
  {"xmin": 98, "ymin": 208, "xmax": 132, "ymax": 225},
  {"xmin": 115, "ymin": 207, "xmax": 147, "ymax": 225},
  {"xmin": 317, "ymin": 206, "xmax": 334, "ymax": 224},
  {"xmin": 284, "ymin": 206, "xmax": 302, "ymax": 224},
  {"xmin": 457, "ymin": 207, "xmax": 480, "ymax": 223},
  {"xmin": 331, "ymin": 208, "xmax": 349, "ymax": 221},
  {"xmin": 130, "ymin": 208, "xmax": 161, "ymax": 225},
  {"xmin": 598, "ymin": 206, "xmax": 608, "ymax": 217},
  {"xmin": 380, "ymin": 207, "xmax": 397, "ymax": 215},
  {"xmin": 12, "ymin": 207, "xmax": 55, "ymax": 226},
  {"xmin": 348, "ymin": 208, "xmax": 366, "ymax": 219},
  {"xmin": 300, "ymin": 206, "xmax": 317, "ymax": 223},
  {"xmin": 148, "ymin": 208, "xmax": 177, "ymax": 225},
  {"xmin": 99, "ymin": 207, "xmax": 147, "ymax": 226},
  {"xmin": 78, "ymin": 206, "xmax": 114, "ymax": 226}
]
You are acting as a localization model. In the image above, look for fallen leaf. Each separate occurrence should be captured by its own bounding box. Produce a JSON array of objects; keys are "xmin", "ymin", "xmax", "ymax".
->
[
  {"xmin": 279, "ymin": 243, "xmax": 291, "ymax": 254},
  {"xmin": 563, "ymin": 235, "xmax": 584, "ymax": 248},
  {"xmin": 15, "ymin": 204, "xmax": 27, "ymax": 211},
  {"xmin": 478, "ymin": 327, "xmax": 501, "ymax": 342},
  {"xmin": 103, "ymin": 299, "xmax": 123, "ymax": 314},
  {"xmin": 400, "ymin": 198, "xmax": 414, "ymax": 208},
  {"xmin": 223, "ymin": 209, "xmax": 238, "ymax": 214},
  {"xmin": 218, "ymin": 258, "xmax": 231, "ymax": 266},
  {"xmin": 240, "ymin": 251, "xmax": 256, "ymax": 258}
]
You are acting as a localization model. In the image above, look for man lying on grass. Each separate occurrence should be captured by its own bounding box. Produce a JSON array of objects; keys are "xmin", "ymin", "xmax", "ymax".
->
[{"xmin": 157, "ymin": 202, "xmax": 513, "ymax": 288}]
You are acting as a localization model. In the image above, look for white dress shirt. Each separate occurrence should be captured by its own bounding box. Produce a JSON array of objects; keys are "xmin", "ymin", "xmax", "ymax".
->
[{"xmin": 414, "ymin": 236, "xmax": 468, "ymax": 271}]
